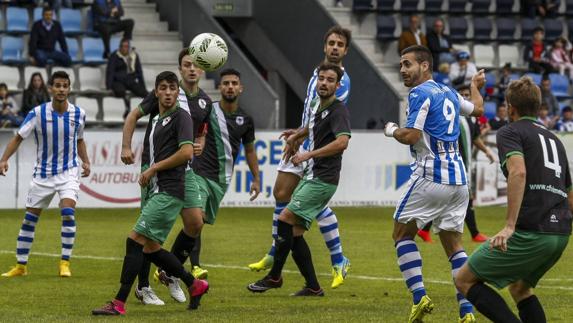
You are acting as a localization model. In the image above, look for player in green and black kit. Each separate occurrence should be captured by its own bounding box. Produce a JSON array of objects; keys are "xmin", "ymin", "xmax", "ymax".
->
[{"xmin": 455, "ymin": 76, "xmax": 573, "ymax": 323}]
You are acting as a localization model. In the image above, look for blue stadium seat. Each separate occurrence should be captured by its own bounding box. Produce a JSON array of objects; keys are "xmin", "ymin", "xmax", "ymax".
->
[
  {"xmin": 549, "ymin": 73, "xmax": 570, "ymax": 98},
  {"xmin": 524, "ymin": 72, "xmax": 542, "ymax": 84},
  {"xmin": 60, "ymin": 8, "xmax": 83, "ymax": 36},
  {"xmin": 6, "ymin": 7, "xmax": 29, "ymax": 34},
  {"xmin": 567, "ymin": 0, "xmax": 573, "ymax": 16},
  {"xmin": 449, "ymin": 0, "xmax": 467, "ymax": 13},
  {"xmin": 509, "ymin": 73, "xmax": 521, "ymax": 82},
  {"xmin": 82, "ymin": 37, "xmax": 106, "ymax": 64},
  {"xmin": 473, "ymin": 17, "xmax": 493, "ymax": 42},
  {"xmin": 448, "ymin": 17, "xmax": 468, "ymax": 42},
  {"xmin": 33, "ymin": 7, "xmax": 43, "ymax": 23},
  {"xmin": 67, "ymin": 37, "xmax": 82, "ymax": 64},
  {"xmin": 424, "ymin": 0, "xmax": 443, "ymax": 13},
  {"xmin": 520, "ymin": 18, "xmax": 538, "ymax": 42},
  {"xmin": 471, "ymin": 0, "xmax": 491, "ymax": 13},
  {"xmin": 401, "ymin": 0, "xmax": 419, "ymax": 11},
  {"xmin": 485, "ymin": 72, "xmax": 496, "ymax": 90},
  {"xmin": 110, "ymin": 36, "xmax": 121, "ymax": 53},
  {"xmin": 376, "ymin": 14, "xmax": 396, "ymax": 40},
  {"xmin": 543, "ymin": 20, "xmax": 563, "ymax": 43},
  {"xmin": 496, "ymin": 0, "xmax": 515, "ymax": 14},
  {"xmin": 484, "ymin": 101, "xmax": 497, "ymax": 119},
  {"xmin": 352, "ymin": 0, "xmax": 374, "ymax": 11},
  {"xmin": 496, "ymin": 18, "xmax": 516, "ymax": 42},
  {"xmin": 1, "ymin": 36, "xmax": 26, "ymax": 64},
  {"xmin": 84, "ymin": 9, "xmax": 99, "ymax": 37},
  {"xmin": 376, "ymin": 0, "xmax": 395, "ymax": 11}
]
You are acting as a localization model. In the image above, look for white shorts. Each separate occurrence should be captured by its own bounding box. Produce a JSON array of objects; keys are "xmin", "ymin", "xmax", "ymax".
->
[
  {"xmin": 277, "ymin": 156, "xmax": 304, "ymax": 178},
  {"xmin": 26, "ymin": 167, "xmax": 80, "ymax": 209},
  {"xmin": 393, "ymin": 175, "xmax": 469, "ymax": 233}
]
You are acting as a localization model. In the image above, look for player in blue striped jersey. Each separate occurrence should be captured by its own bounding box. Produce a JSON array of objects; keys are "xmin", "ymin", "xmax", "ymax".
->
[
  {"xmin": 0, "ymin": 71, "xmax": 90, "ymax": 278},
  {"xmin": 249, "ymin": 26, "xmax": 352, "ymax": 289},
  {"xmin": 383, "ymin": 46, "xmax": 485, "ymax": 323}
]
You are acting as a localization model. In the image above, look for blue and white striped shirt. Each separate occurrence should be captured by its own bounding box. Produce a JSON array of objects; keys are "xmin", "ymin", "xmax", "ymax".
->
[
  {"xmin": 301, "ymin": 67, "xmax": 350, "ymax": 128},
  {"xmin": 18, "ymin": 102, "xmax": 86, "ymax": 178},
  {"xmin": 406, "ymin": 80, "xmax": 474, "ymax": 186}
]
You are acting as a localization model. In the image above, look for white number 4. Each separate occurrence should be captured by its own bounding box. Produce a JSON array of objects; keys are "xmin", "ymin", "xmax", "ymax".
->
[
  {"xmin": 539, "ymin": 134, "xmax": 561, "ymax": 178},
  {"xmin": 442, "ymin": 98, "xmax": 455, "ymax": 134}
]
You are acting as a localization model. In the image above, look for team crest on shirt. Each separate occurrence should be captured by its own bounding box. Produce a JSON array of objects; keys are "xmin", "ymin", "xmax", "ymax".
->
[
  {"xmin": 162, "ymin": 116, "xmax": 172, "ymax": 126},
  {"xmin": 199, "ymin": 99, "xmax": 207, "ymax": 109},
  {"xmin": 321, "ymin": 110, "xmax": 329, "ymax": 119},
  {"xmin": 236, "ymin": 116, "xmax": 244, "ymax": 125}
]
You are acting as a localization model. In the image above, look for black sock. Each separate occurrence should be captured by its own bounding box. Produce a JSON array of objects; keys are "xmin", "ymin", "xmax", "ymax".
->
[
  {"xmin": 422, "ymin": 222, "xmax": 432, "ymax": 231},
  {"xmin": 115, "ymin": 238, "xmax": 144, "ymax": 302},
  {"xmin": 169, "ymin": 230, "xmax": 196, "ymax": 270},
  {"xmin": 268, "ymin": 220, "xmax": 293, "ymax": 279},
  {"xmin": 144, "ymin": 249, "xmax": 195, "ymax": 287},
  {"xmin": 518, "ymin": 295, "xmax": 546, "ymax": 323},
  {"xmin": 137, "ymin": 258, "xmax": 151, "ymax": 290},
  {"xmin": 467, "ymin": 283, "xmax": 521, "ymax": 323},
  {"xmin": 465, "ymin": 199, "xmax": 480, "ymax": 237},
  {"xmin": 189, "ymin": 234, "xmax": 201, "ymax": 267},
  {"xmin": 291, "ymin": 236, "xmax": 320, "ymax": 290}
]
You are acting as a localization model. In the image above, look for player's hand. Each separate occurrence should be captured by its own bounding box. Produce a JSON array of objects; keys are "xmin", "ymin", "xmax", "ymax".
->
[
  {"xmin": 384, "ymin": 122, "xmax": 399, "ymax": 137},
  {"xmin": 193, "ymin": 143, "xmax": 204, "ymax": 156},
  {"xmin": 249, "ymin": 180, "xmax": 260, "ymax": 201},
  {"xmin": 121, "ymin": 146, "xmax": 135, "ymax": 165},
  {"xmin": 489, "ymin": 226, "xmax": 514, "ymax": 252},
  {"xmin": 486, "ymin": 149, "xmax": 496, "ymax": 164},
  {"xmin": 81, "ymin": 162, "xmax": 91, "ymax": 177},
  {"xmin": 279, "ymin": 129, "xmax": 297, "ymax": 140},
  {"xmin": 471, "ymin": 69, "xmax": 486, "ymax": 90},
  {"xmin": 291, "ymin": 152, "xmax": 311, "ymax": 166},
  {"xmin": 139, "ymin": 166, "xmax": 156, "ymax": 187},
  {"xmin": 0, "ymin": 160, "xmax": 8, "ymax": 176}
]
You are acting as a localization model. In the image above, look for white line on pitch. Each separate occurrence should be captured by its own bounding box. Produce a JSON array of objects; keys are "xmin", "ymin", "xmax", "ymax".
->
[{"xmin": 1, "ymin": 250, "xmax": 572, "ymax": 290}]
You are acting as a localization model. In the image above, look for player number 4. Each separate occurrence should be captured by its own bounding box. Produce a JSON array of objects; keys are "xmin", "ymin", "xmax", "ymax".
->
[
  {"xmin": 539, "ymin": 134, "xmax": 561, "ymax": 178},
  {"xmin": 442, "ymin": 98, "xmax": 455, "ymax": 134}
]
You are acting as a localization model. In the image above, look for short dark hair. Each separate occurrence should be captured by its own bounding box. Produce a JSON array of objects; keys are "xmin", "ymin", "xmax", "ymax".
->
[
  {"xmin": 401, "ymin": 45, "xmax": 433, "ymax": 71},
  {"xmin": 317, "ymin": 62, "xmax": 344, "ymax": 83},
  {"xmin": 49, "ymin": 71, "xmax": 70, "ymax": 86},
  {"xmin": 533, "ymin": 26, "xmax": 545, "ymax": 34},
  {"xmin": 323, "ymin": 26, "xmax": 352, "ymax": 48},
  {"xmin": 563, "ymin": 106, "xmax": 573, "ymax": 114},
  {"xmin": 42, "ymin": 6, "xmax": 52, "ymax": 14},
  {"xmin": 506, "ymin": 76, "xmax": 541, "ymax": 117},
  {"xmin": 178, "ymin": 48, "xmax": 190, "ymax": 67},
  {"xmin": 0, "ymin": 83, "xmax": 7, "ymax": 90},
  {"xmin": 120, "ymin": 38, "xmax": 130, "ymax": 47},
  {"xmin": 456, "ymin": 84, "xmax": 471, "ymax": 93},
  {"xmin": 220, "ymin": 68, "xmax": 241, "ymax": 79},
  {"xmin": 155, "ymin": 71, "xmax": 179, "ymax": 89}
]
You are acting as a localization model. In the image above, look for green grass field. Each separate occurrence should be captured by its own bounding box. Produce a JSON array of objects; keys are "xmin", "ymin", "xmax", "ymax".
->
[{"xmin": 0, "ymin": 207, "xmax": 571, "ymax": 322}]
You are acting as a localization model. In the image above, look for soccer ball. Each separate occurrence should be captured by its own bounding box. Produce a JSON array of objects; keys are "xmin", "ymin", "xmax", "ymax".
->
[{"xmin": 188, "ymin": 33, "xmax": 228, "ymax": 72}]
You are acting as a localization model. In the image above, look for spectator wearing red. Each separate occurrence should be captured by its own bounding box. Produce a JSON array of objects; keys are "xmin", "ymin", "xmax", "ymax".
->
[{"xmin": 524, "ymin": 27, "xmax": 553, "ymax": 74}]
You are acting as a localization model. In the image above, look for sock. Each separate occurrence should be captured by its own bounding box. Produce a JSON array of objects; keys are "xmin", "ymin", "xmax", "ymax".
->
[
  {"xmin": 115, "ymin": 238, "xmax": 144, "ymax": 302},
  {"xmin": 60, "ymin": 208, "xmax": 76, "ymax": 261},
  {"xmin": 170, "ymin": 230, "xmax": 196, "ymax": 266},
  {"xmin": 137, "ymin": 258, "xmax": 151, "ymax": 290},
  {"xmin": 268, "ymin": 220, "xmax": 293, "ymax": 279},
  {"xmin": 291, "ymin": 236, "xmax": 320, "ymax": 290},
  {"xmin": 395, "ymin": 239, "xmax": 426, "ymax": 304},
  {"xmin": 267, "ymin": 202, "xmax": 287, "ymax": 257},
  {"xmin": 464, "ymin": 199, "xmax": 479, "ymax": 237},
  {"xmin": 449, "ymin": 251, "xmax": 473, "ymax": 318},
  {"xmin": 144, "ymin": 248, "xmax": 195, "ymax": 287},
  {"xmin": 16, "ymin": 212, "xmax": 40, "ymax": 265},
  {"xmin": 518, "ymin": 295, "xmax": 546, "ymax": 323},
  {"xmin": 316, "ymin": 207, "xmax": 344, "ymax": 265},
  {"xmin": 189, "ymin": 234, "xmax": 201, "ymax": 267},
  {"xmin": 466, "ymin": 282, "xmax": 521, "ymax": 323}
]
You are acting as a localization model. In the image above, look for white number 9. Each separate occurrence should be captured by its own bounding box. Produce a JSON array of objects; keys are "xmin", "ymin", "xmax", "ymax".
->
[{"xmin": 442, "ymin": 98, "xmax": 455, "ymax": 134}]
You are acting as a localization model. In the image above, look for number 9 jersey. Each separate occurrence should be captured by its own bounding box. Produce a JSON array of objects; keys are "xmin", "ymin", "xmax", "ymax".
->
[{"xmin": 406, "ymin": 80, "xmax": 475, "ymax": 186}]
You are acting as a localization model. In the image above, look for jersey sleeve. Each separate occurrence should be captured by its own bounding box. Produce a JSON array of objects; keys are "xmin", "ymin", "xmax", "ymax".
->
[
  {"xmin": 77, "ymin": 110, "xmax": 86, "ymax": 140},
  {"xmin": 331, "ymin": 106, "xmax": 352, "ymax": 138},
  {"xmin": 242, "ymin": 116, "xmax": 256, "ymax": 146},
  {"xmin": 496, "ymin": 125, "xmax": 523, "ymax": 170},
  {"xmin": 138, "ymin": 92, "xmax": 159, "ymax": 117},
  {"xmin": 457, "ymin": 93, "xmax": 475, "ymax": 117},
  {"xmin": 335, "ymin": 72, "xmax": 351, "ymax": 104},
  {"xmin": 17, "ymin": 109, "xmax": 37, "ymax": 139},
  {"xmin": 405, "ymin": 88, "xmax": 430, "ymax": 130},
  {"xmin": 176, "ymin": 111, "xmax": 194, "ymax": 147}
]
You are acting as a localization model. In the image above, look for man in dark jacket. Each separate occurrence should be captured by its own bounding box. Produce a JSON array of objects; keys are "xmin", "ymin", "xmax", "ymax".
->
[
  {"xmin": 426, "ymin": 18, "xmax": 455, "ymax": 71},
  {"xmin": 29, "ymin": 6, "xmax": 71, "ymax": 67},
  {"xmin": 106, "ymin": 38, "xmax": 147, "ymax": 99},
  {"xmin": 92, "ymin": 0, "xmax": 134, "ymax": 58}
]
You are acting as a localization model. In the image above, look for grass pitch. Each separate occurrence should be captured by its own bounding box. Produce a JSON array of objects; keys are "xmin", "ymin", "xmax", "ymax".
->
[{"xmin": 0, "ymin": 207, "xmax": 571, "ymax": 322}]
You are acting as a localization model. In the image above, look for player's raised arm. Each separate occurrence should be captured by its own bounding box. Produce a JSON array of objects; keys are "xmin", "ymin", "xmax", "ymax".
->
[
  {"xmin": 468, "ymin": 70, "xmax": 485, "ymax": 117},
  {"xmin": 0, "ymin": 134, "xmax": 24, "ymax": 176}
]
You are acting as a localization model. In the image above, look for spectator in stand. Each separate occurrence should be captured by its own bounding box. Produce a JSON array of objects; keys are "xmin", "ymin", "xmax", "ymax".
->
[
  {"xmin": 497, "ymin": 63, "xmax": 512, "ymax": 103},
  {"xmin": 398, "ymin": 15, "xmax": 427, "ymax": 54},
  {"xmin": 21, "ymin": 73, "xmax": 51, "ymax": 117},
  {"xmin": 541, "ymin": 75, "xmax": 561, "ymax": 117},
  {"xmin": 538, "ymin": 0, "xmax": 561, "ymax": 18},
  {"xmin": 92, "ymin": 0, "xmax": 134, "ymax": 59},
  {"xmin": 449, "ymin": 51, "xmax": 478, "ymax": 88},
  {"xmin": 36, "ymin": 0, "xmax": 72, "ymax": 13},
  {"xmin": 0, "ymin": 83, "xmax": 23, "ymax": 128},
  {"xmin": 521, "ymin": 0, "xmax": 537, "ymax": 17},
  {"xmin": 549, "ymin": 37, "xmax": 573, "ymax": 81},
  {"xmin": 556, "ymin": 106, "xmax": 573, "ymax": 131},
  {"xmin": 524, "ymin": 26, "xmax": 553, "ymax": 74},
  {"xmin": 29, "ymin": 6, "xmax": 71, "ymax": 67},
  {"xmin": 489, "ymin": 103, "xmax": 509, "ymax": 130},
  {"xmin": 434, "ymin": 62, "xmax": 451, "ymax": 87},
  {"xmin": 427, "ymin": 18, "xmax": 455, "ymax": 71},
  {"xmin": 537, "ymin": 103, "xmax": 558, "ymax": 129}
]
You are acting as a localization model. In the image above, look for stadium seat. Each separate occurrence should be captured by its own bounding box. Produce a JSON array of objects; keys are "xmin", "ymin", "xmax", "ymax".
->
[
  {"xmin": 484, "ymin": 101, "xmax": 497, "ymax": 119},
  {"xmin": 56, "ymin": 37, "xmax": 82, "ymax": 64},
  {"xmin": 471, "ymin": 0, "xmax": 492, "ymax": 14},
  {"xmin": 448, "ymin": 17, "xmax": 468, "ymax": 42},
  {"xmin": 401, "ymin": 0, "xmax": 419, "ymax": 11},
  {"xmin": 473, "ymin": 44, "xmax": 495, "ymax": 68},
  {"xmin": 82, "ymin": 37, "xmax": 106, "ymax": 64},
  {"xmin": 496, "ymin": 0, "xmax": 515, "ymax": 14},
  {"xmin": 52, "ymin": 67, "xmax": 77, "ymax": 90},
  {"xmin": 449, "ymin": 0, "xmax": 468, "ymax": 13},
  {"xmin": 509, "ymin": 72, "xmax": 521, "ymax": 81},
  {"xmin": 78, "ymin": 66, "xmax": 105, "ymax": 92},
  {"xmin": 6, "ymin": 7, "xmax": 29, "ymax": 34},
  {"xmin": 498, "ymin": 45, "xmax": 521, "ymax": 68},
  {"xmin": 543, "ymin": 20, "xmax": 563, "ymax": 43},
  {"xmin": 424, "ymin": 0, "xmax": 443, "ymax": 13},
  {"xmin": 102, "ymin": 97, "xmax": 127, "ymax": 123},
  {"xmin": 84, "ymin": 9, "xmax": 99, "ymax": 37},
  {"xmin": 520, "ymin": 18, "xmax": 539, "ymax": 42},
  {"xmin": 352, "ymin": 0, "xmax": 374, "ymax": 11},
  {"xmin": 110, "ymin": 36, "xmax": 121, "ymax": 53},
  {"xmin": 0, "ymin": 66, "xmax": 22, "ymax": 89},
  {"xmin": 33, "ymin": 7, "xmax": 43, "ymax": 23},
  {"xmin": 60, "ymin": 8, "xmax": 83, "ymax": 36},
  {"xmin": 143, "ymin": 67, "xmax": 157, "ymax": 90},
  {"xmin": 24, "ymin": 67, "xmax": 48, "ymax": 89},
  {"xmin": 376, "ymin": 0, "xmax": 396, "ymax": 12},
  {"xmin": 473, "ymin": 17, "xmax": 493, "ymax": 42},
  {"xmin": 485, "ymin": 72, "xmax": 496, "ymax": 96},
  {"xmin": 567, "ymin": 0, "xmax": 573, "ymax": 16},
  {"xmin": 74, "ymin": 96, "xmax": 100, "ymax": 122},
  {"xmin": 524, "ymin": 72, "xmax": 542, "ymax": 85},
  {"xmin": 1, "ymin": 36, "xmax": 27, "ymax": 64},
  {"xmin": 376, "ymin": 14, "xmax": 396, "ymax": 41},
  {"xmin": 549, "ymin": 73, "xmax": 570, "ymax": 98},
  {"xmin": 496, "ymin": 18, "xmax": 516, "ymax": 42}
]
